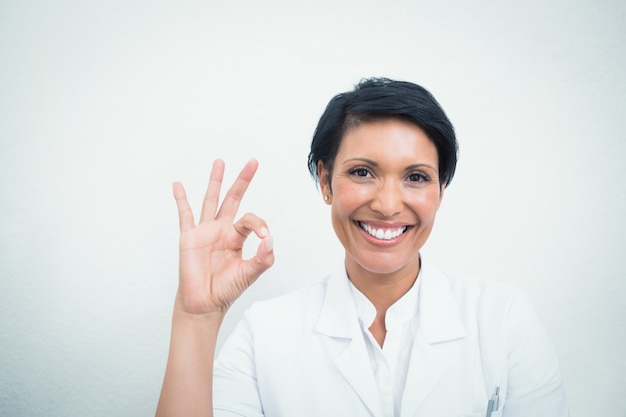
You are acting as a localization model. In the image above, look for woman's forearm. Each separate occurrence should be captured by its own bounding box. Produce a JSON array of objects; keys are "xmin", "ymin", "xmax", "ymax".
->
[{"xmin": 156, "ymin": 307, "xmax": 225, "ymax": 417}]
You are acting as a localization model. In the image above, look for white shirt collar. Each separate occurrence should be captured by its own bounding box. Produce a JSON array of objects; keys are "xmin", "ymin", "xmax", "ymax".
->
[{"xmin": 348, "ymin": 269, "xmax": 421, "ymax": 331}]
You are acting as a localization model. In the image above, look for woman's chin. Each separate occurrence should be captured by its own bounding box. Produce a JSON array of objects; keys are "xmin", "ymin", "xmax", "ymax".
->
[{"xmin": 348, "ymin": 252, "xmax": 418, "ymax": 277}]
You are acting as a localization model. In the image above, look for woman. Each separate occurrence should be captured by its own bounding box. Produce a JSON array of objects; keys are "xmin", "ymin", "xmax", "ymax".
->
[{"xmin": 156, "ymin": 78, "xmax": 569, "ymax": 417}]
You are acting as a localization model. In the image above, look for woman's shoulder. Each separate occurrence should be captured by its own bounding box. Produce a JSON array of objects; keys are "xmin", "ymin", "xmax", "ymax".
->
[
  {"xmin": 446, "ymin": 272, "xmax": 529, "ymax": 303},
  {"xmin": 421, "ymin": 258, "xmax": 536, "ymax": 328},
  {"xmin": 243, "ymin": 274, "xmax": 333, "ymax": 322},
  {"xmin": 445, "ymin": 274, "xmax": 547, "ymax": 353},
  {"xmin": 424, "ymin": 258, "xmax": 529, "ymax": 304}
]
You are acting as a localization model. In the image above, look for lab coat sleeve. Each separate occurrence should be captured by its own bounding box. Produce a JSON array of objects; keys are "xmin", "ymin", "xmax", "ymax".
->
[
  {"xmin": 503, "ymin": 291, "xmax": 569, "ymax": 417},
  {"xmin": 213, "ymin": 310, "xmax": 264, "ymax": 417}
]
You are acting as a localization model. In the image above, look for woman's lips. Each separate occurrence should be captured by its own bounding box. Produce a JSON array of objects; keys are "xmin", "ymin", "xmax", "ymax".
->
[{"xmin": 357, "ymin": 221, "xmax": 409, "ymax": 240}]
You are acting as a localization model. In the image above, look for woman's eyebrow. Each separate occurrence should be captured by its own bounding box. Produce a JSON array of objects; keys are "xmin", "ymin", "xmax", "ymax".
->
[
  {"xmin": 342, "ymin": 157, "xmax": 378, "ymax": 165},
  {"xmin": 406, "ymin": 163, "xmax": 437, "ymax": 171}
]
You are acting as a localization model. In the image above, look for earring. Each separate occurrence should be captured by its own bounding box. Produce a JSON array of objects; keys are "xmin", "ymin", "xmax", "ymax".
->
[{"xmin": 324, "ymin": 195, "xmax": 329, "ymax": 201}]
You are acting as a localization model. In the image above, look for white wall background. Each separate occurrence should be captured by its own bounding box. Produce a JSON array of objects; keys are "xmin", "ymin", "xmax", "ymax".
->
[{"xmin": 1, "ymin": 0, "xmax": 624, "ymax": 416}]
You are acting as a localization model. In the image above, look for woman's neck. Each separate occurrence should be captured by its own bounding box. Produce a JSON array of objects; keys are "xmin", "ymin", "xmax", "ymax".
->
[{"xmin": 345, "ymin": 257, "xmax": 420, "ymax": 313}]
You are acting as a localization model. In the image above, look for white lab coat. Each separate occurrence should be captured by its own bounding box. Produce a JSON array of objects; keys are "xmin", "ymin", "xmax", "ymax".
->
[{"xmin": 213, "ymin": 257, "xmax": 569, "ymax": 417}]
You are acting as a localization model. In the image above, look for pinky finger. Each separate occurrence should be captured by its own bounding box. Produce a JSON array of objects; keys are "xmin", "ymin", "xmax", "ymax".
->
[{"xmin": 173, "ymin": 182, "xmax": 195, "ymax": 232}]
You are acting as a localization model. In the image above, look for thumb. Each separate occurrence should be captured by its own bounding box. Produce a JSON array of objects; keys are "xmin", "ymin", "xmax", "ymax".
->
[{"xmin": 242, "ymin": 234, "xmax": 275, "ymax": 283}]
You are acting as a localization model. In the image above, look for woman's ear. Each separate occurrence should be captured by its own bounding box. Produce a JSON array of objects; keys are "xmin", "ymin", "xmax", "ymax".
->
[
  {"xmin": 438, "ymin": 182, "xmax": 447, "ymax": 206},
  {"xmin": 317, "ymin": 161, "xmax": 332, "ymax": 204}
]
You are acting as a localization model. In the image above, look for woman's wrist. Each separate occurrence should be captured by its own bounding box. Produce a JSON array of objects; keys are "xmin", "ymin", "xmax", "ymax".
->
[
  {"xmin": 173, "ymin": 289, "xmax": 229, "ymax": 319},
  {"xmin": 172, "ymin": 308, "xmax": 226, "ymax": 326}
]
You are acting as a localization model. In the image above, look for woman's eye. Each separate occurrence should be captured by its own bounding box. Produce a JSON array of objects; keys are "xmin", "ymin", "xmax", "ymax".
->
[
  {"xmin": 350, "ymin": 167, "xmax": 371, "ymax": 177},
  {"xmin": 409, "ymin": 172, "xmax": 430, "ymax": 182}
]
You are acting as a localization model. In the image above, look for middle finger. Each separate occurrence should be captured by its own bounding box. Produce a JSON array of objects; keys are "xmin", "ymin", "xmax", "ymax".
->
[{"xmin": 216, "ymin": 158, "xmax": 259, "ymax": 220}]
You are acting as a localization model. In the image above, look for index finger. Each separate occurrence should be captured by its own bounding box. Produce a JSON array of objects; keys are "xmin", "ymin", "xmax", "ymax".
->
[{"xmin": 216, "ymin": 158, "xmax": 259, "ymax": 220}]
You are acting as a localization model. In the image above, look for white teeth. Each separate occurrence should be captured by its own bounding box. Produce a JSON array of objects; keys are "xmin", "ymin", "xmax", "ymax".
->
[{"xmin": 360, "ymin": 222, "xmax": 407, "ymax": 240}]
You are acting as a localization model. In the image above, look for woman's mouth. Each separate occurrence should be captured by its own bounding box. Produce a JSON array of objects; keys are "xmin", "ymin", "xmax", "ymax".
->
[{"xmin": 358, "ymin": 221, "xmax": 408, "ymax": 240}]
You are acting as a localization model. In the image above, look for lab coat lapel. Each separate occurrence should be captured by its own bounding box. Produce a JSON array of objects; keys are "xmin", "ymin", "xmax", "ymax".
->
[
  {"xmin": 315, "ymin": 266, "xmax": 382, "ymax": 417},
  {"xmin": 401, "ymin": 260, "xmax": 467, "ymax": 416}
]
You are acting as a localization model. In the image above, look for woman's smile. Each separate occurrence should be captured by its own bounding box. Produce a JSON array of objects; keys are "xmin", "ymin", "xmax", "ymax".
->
[{"xmin": 357, "ymin": 221, "xmax": 410, "ymax": 241}]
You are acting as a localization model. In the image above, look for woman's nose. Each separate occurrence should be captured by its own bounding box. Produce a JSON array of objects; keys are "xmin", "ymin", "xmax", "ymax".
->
[{"xmin": 370, "ymin": 181, "xmax": 403, "ymax": 217}]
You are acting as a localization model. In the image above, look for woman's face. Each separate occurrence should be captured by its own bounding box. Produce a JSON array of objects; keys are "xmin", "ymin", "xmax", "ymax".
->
[{"xmin": 319, "ymin": 118, "xmax": 444, "ymax": 279}]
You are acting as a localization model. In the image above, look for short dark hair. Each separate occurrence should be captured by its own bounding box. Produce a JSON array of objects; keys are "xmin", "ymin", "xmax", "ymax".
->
[{"xmin": 307, "ymin": 77, "xmax": 458, "ymax": 187}]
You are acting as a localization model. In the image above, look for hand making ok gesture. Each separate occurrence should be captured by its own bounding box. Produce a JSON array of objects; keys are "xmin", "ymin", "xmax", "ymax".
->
[{"xmin": 172, "ymin": 158, "xmax": 274, "ymax": 315}]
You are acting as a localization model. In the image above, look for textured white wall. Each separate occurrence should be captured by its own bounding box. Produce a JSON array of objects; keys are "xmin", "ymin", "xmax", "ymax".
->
[{"xmin": 1, "ymin": 0, "xmax": 624, "ymax": 416}]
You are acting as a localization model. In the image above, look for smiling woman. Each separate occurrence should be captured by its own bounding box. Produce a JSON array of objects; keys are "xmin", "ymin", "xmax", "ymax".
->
[
  {"xmin": 319, "ymin": 119, "xmax": 443, "ymax": 282},
  {"xmin": 155, "ymin": 78, "xmax": 570, "ymax": 417}
]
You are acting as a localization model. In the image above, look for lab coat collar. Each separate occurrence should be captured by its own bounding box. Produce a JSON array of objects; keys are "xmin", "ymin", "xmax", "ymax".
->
[
  {"xmin": 400, "ymin": 257, "xmax": 467, "ymax": 415},
  {"xmin": 314, "ymin": 257, "xmax": 467, "ymax": 417},
  {"xmin": 315, "ymin": 262, "xmax": 359, "ymax": 338},
  {"xmin": 315, "ymin": 263, "xmax": 382, "ymax": 416},
  {"xmin": 315, "ymin": 258, "xmax": 466, "ymax": 342},
  {"xmin": 417, "ymin": 257, "xmax": 466, "ymax": 343}
]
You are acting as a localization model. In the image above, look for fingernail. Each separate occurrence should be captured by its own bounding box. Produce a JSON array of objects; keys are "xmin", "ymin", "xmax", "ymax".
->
[
  {"xmin": 264, "ymin": 235, "xmax": 273, "ymax": 251},
  {"xmin": 260, "ymin": 227, "xmax": 269, "ymax": 238}
]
